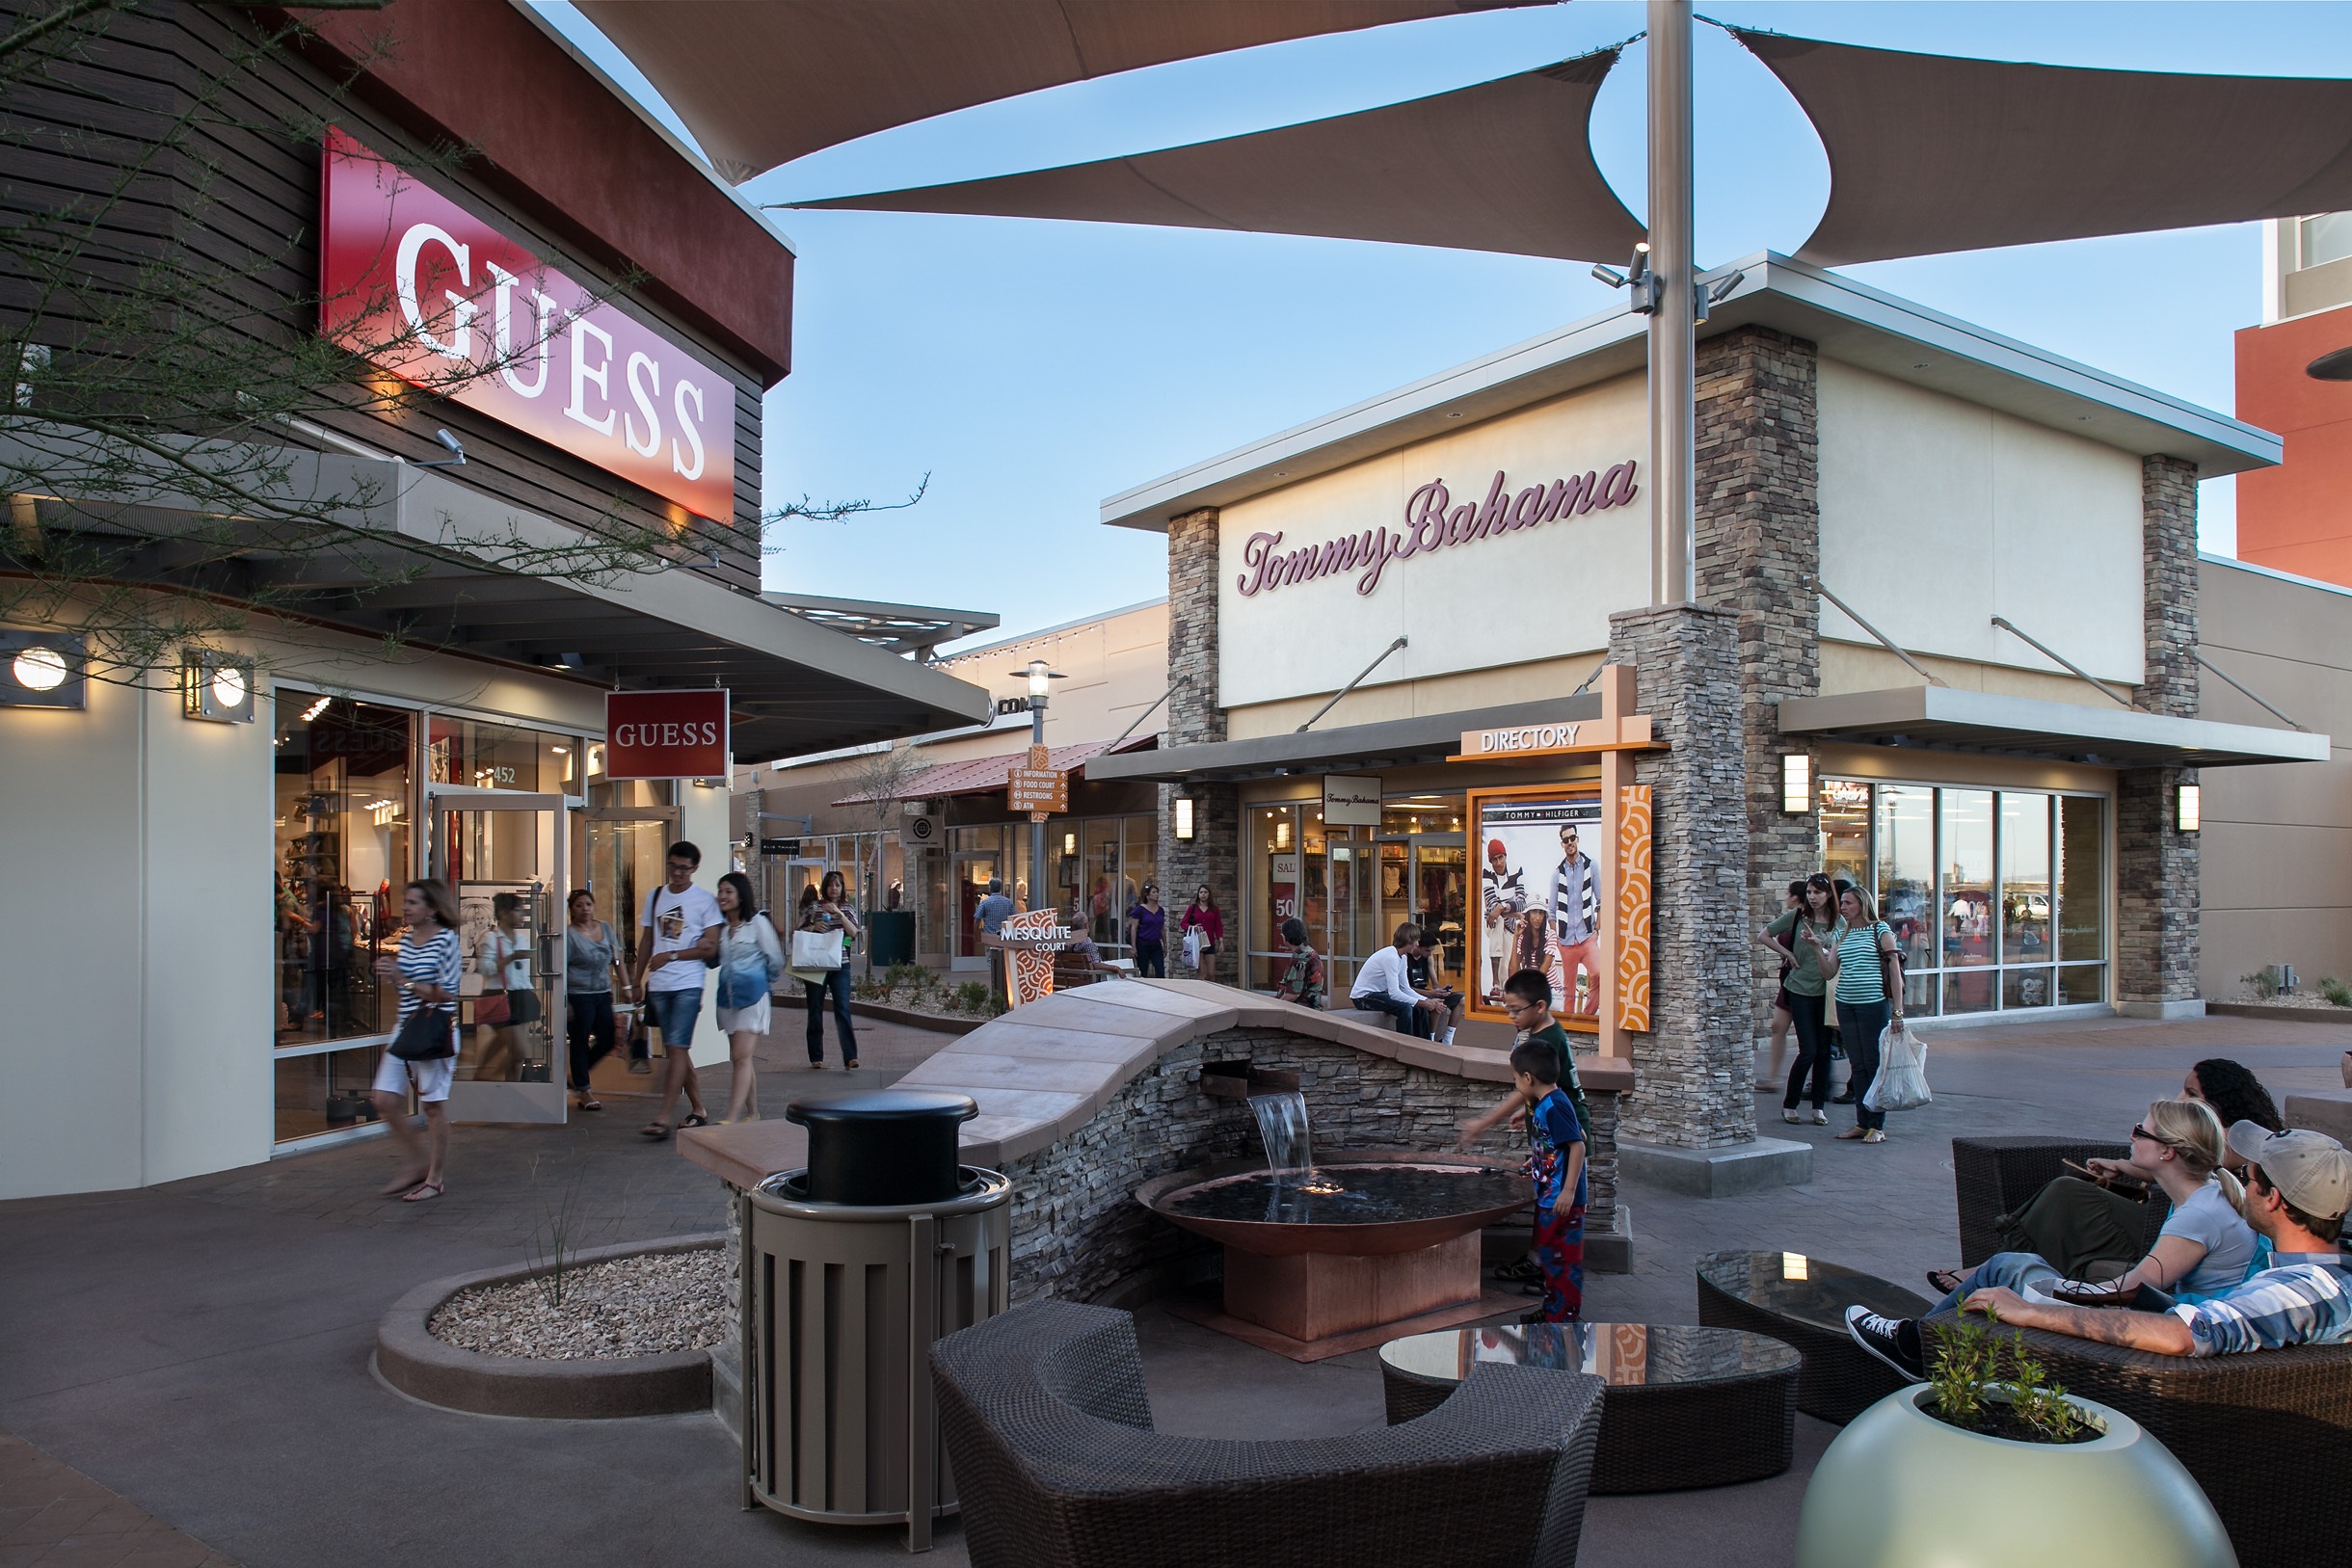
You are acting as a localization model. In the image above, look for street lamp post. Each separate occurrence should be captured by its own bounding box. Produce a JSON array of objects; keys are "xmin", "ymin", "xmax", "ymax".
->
[{"xmin": 1012, "ymin": 657, "xmax": 1065, "ymax": 914}]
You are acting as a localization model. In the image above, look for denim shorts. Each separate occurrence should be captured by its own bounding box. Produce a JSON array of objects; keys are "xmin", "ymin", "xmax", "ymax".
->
[{"xmin": 646, "ymin": 987, "xmax": 703, "ymax": 1052}]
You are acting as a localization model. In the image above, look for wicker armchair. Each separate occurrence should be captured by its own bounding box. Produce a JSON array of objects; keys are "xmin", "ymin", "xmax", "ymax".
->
[
  {"xmin": 1951, "ymin": 1135, "xmax": 2170, "ymax": 1267},
  {"xmin": 932, "ymin": 1300, "xmax": 1607, "ymax": 1568},
  {"xmin": 1924, "ymin": 1312, "xmax": 2352, "ymax": 1568}
]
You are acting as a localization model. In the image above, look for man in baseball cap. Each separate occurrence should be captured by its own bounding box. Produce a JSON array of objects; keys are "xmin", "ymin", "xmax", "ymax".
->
[{"xmin": 1850, "ymin": 1122, "xmax": 2352, "ymax": 1372}]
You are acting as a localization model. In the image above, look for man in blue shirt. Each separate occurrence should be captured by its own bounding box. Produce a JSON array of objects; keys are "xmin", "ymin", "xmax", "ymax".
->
[
  {"xmin": 1848, "ymin": 1123, "xmax": 2352, "ymax": 1375},
  {"xmin": 975, "ymin": 878, "xmax": 1016, "ymax": 1004}
]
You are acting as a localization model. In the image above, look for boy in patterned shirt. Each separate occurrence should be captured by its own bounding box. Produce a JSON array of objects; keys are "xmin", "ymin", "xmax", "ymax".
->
[{"xmin": 1510, "ymin": 1037, "xmax": 1587, "ymax": 1323}]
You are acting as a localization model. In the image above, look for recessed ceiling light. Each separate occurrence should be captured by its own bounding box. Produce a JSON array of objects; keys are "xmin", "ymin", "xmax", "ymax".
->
[
  {"xmin": 1271, "ymin": 470, "xmax": 1288, "ymax": 477},
  {"xmin": 2078, "ymin": 414, "xmax": 2092, "ymax": 421},
  {"xmin": 1446, "ymin": 412, "xmax": 1464, "ymax": 419},
  {"xmin": 1911, "ymin": 361, "xmax": 1929, "ymax": 369}
]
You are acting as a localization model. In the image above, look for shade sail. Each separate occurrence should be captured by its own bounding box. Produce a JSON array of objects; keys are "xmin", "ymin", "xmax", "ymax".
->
[
  {"xmin": 577, "ymin": 0, "xmax": 1547, "ymax": 181},
  {"xmin": 788, "ymin": 51, "xmax": 1644, "ymax": 264},
  {"xmin": 1733, "ymin": 28, "xmax": 2352, "ymax": 267}
]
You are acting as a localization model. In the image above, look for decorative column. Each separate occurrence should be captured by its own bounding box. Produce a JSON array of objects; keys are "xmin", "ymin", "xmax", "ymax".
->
[
  {"xmin": 1159, "ymin": 507, "xmax": 1240, "ymax": 955},
  {"xmin": 2116, "ymin": 457, "xmax": 2203, "ymax": 1017},
  {"xmin": 1694, "ymin": 327, "xmax": 1823, "ymax": 1054}
]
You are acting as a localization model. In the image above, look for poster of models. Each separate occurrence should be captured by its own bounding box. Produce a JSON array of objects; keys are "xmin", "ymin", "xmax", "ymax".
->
[{"xmin": 1469, "ymin": 787, "xmax": 1604, "ymax": 1029}]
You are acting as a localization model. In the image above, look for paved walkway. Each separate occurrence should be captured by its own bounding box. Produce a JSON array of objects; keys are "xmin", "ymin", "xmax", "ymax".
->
[
  {"xmin": 0, "ymin": 1430, "xmax": 236, "ymax": 1568},
  {"xmin": 3, "ymin": 1010, "xmax": 2348, "ymax": 1568}
]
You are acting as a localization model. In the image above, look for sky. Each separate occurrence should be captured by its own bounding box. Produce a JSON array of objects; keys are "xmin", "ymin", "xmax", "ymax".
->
[{"xmin": 535, "ymin": 1, "xmax": 2352, "ymax": 651}]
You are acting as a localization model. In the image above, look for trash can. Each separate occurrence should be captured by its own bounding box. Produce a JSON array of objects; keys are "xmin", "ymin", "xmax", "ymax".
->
[
  {"xmin": 741, "ymin": 1090, "xmax": 1010, "ymax": 1552},
  {"xmin": 865, "ymin": 909, "xmax": 915, "ymax": 968}
]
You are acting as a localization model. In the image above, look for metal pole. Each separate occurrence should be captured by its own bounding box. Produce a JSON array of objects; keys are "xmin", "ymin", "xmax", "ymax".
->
[
  {"xmin": 1029, "ymin": 697, "xmax": 1046, "ymax": 914},
  {"xmin": 1647, "ymin": 0, "xmax": 1696, "ymax": 605}
]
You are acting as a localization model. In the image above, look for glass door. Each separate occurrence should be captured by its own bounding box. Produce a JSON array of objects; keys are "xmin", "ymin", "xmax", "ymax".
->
[
  {"xmin": 427, "ymin": 786, "xmax": 568, "ymax": 1125},
  {"xmin": 950, "ymin": 850, "xmax": 998, "ymax": 970}
]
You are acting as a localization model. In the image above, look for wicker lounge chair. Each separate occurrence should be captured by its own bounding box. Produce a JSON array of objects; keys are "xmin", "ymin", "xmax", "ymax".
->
[
  {"xmin": 1951, "ymin": 1135, "xmax": 2170, "ymax": 1267},
  {"xmin": 932, "ymin": 1299, "xmax": 1607, "ymax": 1568},
  {"xmin": 1924, "ymin": 1312, "xmax": 2352, "ymax": 1568}
]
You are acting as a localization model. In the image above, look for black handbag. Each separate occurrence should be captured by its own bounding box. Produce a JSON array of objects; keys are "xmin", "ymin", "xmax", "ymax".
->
[{"xmin": 389, "ymin": 1002, "xmax": 456, "ymax": 1060}]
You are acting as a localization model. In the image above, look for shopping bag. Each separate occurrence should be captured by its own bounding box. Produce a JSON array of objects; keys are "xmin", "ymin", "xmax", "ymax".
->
[
  {"xmin": 1863, "ymin": 1017, "xmax": 1931, "ymax": 1113},
  {"xmin": 1181, "ymin": 926, "xmax": 1205, "ymax": 970},
  {"xmin": 790, "ymin": 928, "xmax": 844, "ymax": 971}
]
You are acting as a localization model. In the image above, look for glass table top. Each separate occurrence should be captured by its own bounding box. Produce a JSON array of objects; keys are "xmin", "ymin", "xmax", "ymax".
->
[
  {"xmin": 1378, "ymin": 1322, "xmax": 1799, "ymax": 1388},
  {"xmin": 1696, "ymin": 1249, "xmax": 1931, "ymax": 1334}
]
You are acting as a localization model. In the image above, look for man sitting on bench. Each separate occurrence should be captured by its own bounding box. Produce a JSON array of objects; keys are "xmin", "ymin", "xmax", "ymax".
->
[{"xmin": 1350, "ymin": 922, "xmax": 1453, "ymax": 1039}]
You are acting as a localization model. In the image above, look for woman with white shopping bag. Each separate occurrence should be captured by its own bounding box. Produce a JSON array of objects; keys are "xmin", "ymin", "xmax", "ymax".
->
[
  {"xmin": 1815, "ymin": 884, "xmax": 1905, "ymax": 1144},
  {"xmin": 793, "ymin": 872, "xmax": 861, "ymax": 1072},
  {"xmin": 714, "ymin": 872, "xmax": 785, "ymax": 1124}
]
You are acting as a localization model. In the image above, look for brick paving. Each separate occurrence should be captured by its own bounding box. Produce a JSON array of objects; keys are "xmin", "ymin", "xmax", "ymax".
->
[{"xmin": 0, "ymin": 1431, "xmax": 235, "ymax": 1568}]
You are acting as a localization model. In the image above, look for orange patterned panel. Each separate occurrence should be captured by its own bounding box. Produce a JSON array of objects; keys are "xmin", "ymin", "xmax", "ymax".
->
[
  {"xmin": 1002, "ymin": 908, "xmax": 1061, "ymax": 1009},
  {"xmin": 1616, "ymin": 785, "xmax": 1653, "ymax": 1033}
]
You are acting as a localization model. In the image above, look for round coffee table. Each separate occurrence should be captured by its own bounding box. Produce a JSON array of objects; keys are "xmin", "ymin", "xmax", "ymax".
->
[
  {"xmin": 1378, "ymin": 1322, "xmax": 1799, "ymax": 1494},
  {"xmin": 1695, "ymin": 1249, "xmax": 1932, "ymax": 1424}
]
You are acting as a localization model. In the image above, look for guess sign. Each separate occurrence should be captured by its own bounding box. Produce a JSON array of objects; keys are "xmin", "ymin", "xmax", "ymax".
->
[
  {"xmin": 318, "ymin": 128, "xmax": 735, "ymax": 521},
  {"xmin": 604, "ymin": 690, "xmax": 731, "ymax": 780},
  {"xmin": 1236, "ymin": 462, "xmax": 1639, "ymax": 599}
]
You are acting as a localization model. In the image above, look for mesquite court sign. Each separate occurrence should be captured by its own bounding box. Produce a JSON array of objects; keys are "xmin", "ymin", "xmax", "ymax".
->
[
  {"xmin": 318, "ymin": 128, "xmax": 735, "ymax": 521},
  {"xmin": 1235, "ymin": 461, "xmax": 1640, "ymax": 598}
]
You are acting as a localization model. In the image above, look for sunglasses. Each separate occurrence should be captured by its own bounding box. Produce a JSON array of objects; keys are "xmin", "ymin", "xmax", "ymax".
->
[{"xmin": 2130, "ymin": 1124, "xmax": 2171, "ymax": 1147}]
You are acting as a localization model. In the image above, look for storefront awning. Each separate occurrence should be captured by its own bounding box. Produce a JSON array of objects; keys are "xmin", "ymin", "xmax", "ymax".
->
[
  {"xmin": 1777, "ymin": 687, "xmax": 2331, "ymax": 769},
  {"xmin": 1085, "ymin": 695, "xmax": 1603, "ymax": 784},
  {"xmin": 833, "ymin": 736, "xmax": 1157, "ymax": 806}
]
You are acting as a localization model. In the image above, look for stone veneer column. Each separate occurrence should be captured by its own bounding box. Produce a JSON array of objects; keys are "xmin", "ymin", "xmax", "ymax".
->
[
  {"xmin": 1606, "ymin": 601, "xmax": 1754, "ymax": 1151},
  {"xmin": 2116, "ymin": 457, "xmax": 2202, "ymax": 1015},
  {"xmin": 1159, "ymin": 507, "xmax": 1241, "ymax": 943},
  {"xmin": 1693, "ymin": 328, "xmax": 1823, "ymax": 1052}
]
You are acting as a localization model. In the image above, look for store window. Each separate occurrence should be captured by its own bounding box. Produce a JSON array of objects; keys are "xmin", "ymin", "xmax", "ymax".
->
[
  {"xmin": 1244, "ymin": 790, "xmax": 1469, "ymax": 999},
  {"xmin": 1825, "ymin": 778, "xmax": 2105, "ymax": 1016},
  {"xmin": 430, "ymin": 714, "xmax": 579, "ymax": 794}
]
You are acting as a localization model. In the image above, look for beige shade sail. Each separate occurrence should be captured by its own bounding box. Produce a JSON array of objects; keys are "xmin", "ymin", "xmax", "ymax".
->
[
  {"xmin": 577, "ymin": 0, "xmax": 1550, "ymax": 181},
  {"xmin": 788, "ymin": 50, "xmax": 1644, "ymax": 263},
  {"xmin": 1734, "ymin": 28, "xmax": 2352, "ymax": 268}
]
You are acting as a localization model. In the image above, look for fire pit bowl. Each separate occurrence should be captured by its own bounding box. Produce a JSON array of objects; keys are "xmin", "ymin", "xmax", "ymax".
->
[{"xmin": 1136, "ymin": 1150, "xmax": 1530, "ymax": 1351}]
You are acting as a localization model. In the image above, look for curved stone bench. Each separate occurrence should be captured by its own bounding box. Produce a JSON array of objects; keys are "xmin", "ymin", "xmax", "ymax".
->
[{"xmin": 682, "ymin": 979, "xmax": 1634, "ymax": 1302}]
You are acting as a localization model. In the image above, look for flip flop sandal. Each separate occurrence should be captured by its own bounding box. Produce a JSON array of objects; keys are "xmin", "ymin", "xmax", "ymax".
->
[
  {"xmin": 402, "ymin": 1182, "xmax": 443, "ymax": 1203},
  {"xmin": 1925, "ymin": 1269, "xmax": 1967, "ymax": 1295},
  {"xmin": 680, "ymin": 1112, "xmax": 711, "ymax": 1129},
  {"xmin": 640, "ymin": 1123, "xmax": 673, "ymax": 1140}
]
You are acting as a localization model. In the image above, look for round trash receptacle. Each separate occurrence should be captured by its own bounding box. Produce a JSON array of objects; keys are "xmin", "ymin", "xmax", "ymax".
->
[{"xmin": 788, "ymin": 1089, "xmax": 976, "ymax": 1207}]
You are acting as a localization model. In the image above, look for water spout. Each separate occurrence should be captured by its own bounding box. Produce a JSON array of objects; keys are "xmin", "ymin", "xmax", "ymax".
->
[{"xmin": 1248, "ymin": 1090, "xmax": 1312, "ymax": 1173}]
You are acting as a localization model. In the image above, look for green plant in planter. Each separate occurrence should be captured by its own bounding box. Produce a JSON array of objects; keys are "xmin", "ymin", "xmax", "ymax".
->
[
  {"xmin": 1925, "ymin": 1310, "xmax": 2087, "ymax": 1445},
  {"xmin": 2319, "ymin": 975, "xmax": 2352, "ymax": 1008},
  {"xmin": 953, "ymin": 980, "xmax": 992, "ymax": 1014}
]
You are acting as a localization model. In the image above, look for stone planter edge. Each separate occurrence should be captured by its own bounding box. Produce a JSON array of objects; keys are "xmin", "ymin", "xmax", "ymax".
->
[{"xmin": 375, "ymin": 1232, "xmax": 724, "ymax": 1419}]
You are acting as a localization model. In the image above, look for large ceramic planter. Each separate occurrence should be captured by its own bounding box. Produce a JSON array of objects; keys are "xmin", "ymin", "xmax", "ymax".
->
[{"xmin": 1795, "ymin": 1385, "xmax": 2235, "ymax": 1568}]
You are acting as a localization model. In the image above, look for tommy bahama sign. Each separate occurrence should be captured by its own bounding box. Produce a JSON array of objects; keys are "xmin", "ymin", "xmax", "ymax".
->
[
  {"xmin": 318, "ymin": 128, "xmax": 735, "ymax": 521},
  {"xmin": 1235, "ymin": 462, "xmax": 1640, "ymax": 598}
]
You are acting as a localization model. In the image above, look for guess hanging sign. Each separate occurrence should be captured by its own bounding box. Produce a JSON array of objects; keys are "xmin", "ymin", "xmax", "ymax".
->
[
  {"xmin": 604, "ymin": 689, "xmax": 731, "ymax": 780},
  {"xmin": 1236, "ymin": 462, "xmax": 1639, "ymax": 598},
  {"xmin": 318, "ymin": 128, "xmax": 735, "ymax": 521}
]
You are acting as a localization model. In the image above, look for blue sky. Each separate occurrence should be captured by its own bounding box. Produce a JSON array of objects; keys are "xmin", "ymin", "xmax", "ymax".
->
[{"xmin": 537, "ymin": 2, "xmax": 2352, "ymax": 648}]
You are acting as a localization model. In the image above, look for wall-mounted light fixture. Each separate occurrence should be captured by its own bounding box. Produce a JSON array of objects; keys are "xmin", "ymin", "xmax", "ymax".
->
[
  {"xmin": 1062, "ymin": 830, "xmax": 1077, "ymax": 856},
  {"xmin": 1274, "ymin": 816, "xmax": 1293, "ymax": 851},
  {"xmin": 1173, "ymin": 795, "xmax": 1195, "ymax": 841},
  {"xmin": 1781, "ymin": 753, "xmax": 1812, "ymax": 814},
  {"xmin": 2178, "ymin": 783, "xmax": 2202, "ymax": 833},
  {"xmin": 181, "ymin": 650, "xmax": 256, "ymax": 723},
  {"xmin": 1, "ymin": 628, "xmax": 86, "ymax": 709}
]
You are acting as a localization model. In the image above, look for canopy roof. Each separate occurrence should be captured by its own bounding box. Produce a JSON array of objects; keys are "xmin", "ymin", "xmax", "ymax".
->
[
  {"xmin": 790, "ymin": 50, "xmax": 1644, "ymax": 265},
  {"xmin": 1777, "ymin": 687, "xmax": 2330, "ymax": 770},
  {"xmin": 833, "ymin": 736, "xmax": 1153, "ymax": 805},
  {"xmin": 1733, "ymin": 28, "xmax": 2352, "ymax": 268},
  {"xmin": 575, "ymin": 0, "xmax": 1537, "ymax": 181}
]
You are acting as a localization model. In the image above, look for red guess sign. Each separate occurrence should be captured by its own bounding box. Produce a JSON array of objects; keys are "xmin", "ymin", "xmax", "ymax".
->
[
  {"xmin": 318, "ymin": 128, "xmax": 735, "ymax": 521},
  {"xmin": 604, "ymin": 690, "xmax": 731, "ymax": 780}
]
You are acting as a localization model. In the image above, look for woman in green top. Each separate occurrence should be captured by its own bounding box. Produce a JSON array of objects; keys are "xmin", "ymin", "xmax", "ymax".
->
[
  {"xmin": 1818, "ymin": 884, "xmax": 1904, "ymax": 1143},
  {"xmin": 1759, "ymin": 874, "xmax": 1843, "ymax": 1125}
]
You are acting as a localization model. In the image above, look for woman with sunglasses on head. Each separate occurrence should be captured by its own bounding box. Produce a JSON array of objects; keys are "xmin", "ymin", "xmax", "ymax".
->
[
  {"xmin": 1918, "ymin": 1099, "xmax": 2258, "ymax": 1307},
  {"xmin": 1758, "ymin": 873, "xmax": 1842, "ymax": 1126}
]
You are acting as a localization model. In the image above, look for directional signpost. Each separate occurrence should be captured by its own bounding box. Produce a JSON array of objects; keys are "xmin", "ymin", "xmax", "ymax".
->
[{"xmin": 1005, "ymin": 743, "xmax": 1068, "ymax": 823}]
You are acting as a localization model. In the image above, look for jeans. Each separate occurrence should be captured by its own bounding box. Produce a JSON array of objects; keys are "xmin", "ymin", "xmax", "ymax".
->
[
  {"xmin": 805, "ymin": 967, "xmax": 856, "ymax": 1063},
  {"xmin": 1135, "ymin": 940, "xmax": 1165, "ymax": 978},
  {"xmin": 1839, "ymin": 997, "xmax": 1891, "ymax": 1130},
  {"xmin": 645, "ymin": 987, "xmax": 703, "ymax": 1054},
  {"xmin": 1935, "ymin": 1251, "xmax": 2060, "ymax": 1315},
  {"xmin": 1352, "ymin": 993, "xmax": 1431, "ymax": 1038},
  {"xmin": 1781, "ymin": 991, "xmax": 1831, "ymax": 1109},
  {"xmin": 566, "ymin": 991, "xmax": 616, "ymax": 1090}
]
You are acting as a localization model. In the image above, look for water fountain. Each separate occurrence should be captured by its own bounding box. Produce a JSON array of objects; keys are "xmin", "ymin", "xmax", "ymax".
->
[{"xmin": 1135, "ymin": 1082, "xmax": 1525, "ymax": 1355}]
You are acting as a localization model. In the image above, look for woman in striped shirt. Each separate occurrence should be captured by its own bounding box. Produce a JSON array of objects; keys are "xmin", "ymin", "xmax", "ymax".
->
[
  {"xmin": 369, "ymin": 879, "xmax": 462, "ymax": 1201},
  {"xmin": 1816, "ymin": 884, "xmax": 1904, "ymax": 1145}
]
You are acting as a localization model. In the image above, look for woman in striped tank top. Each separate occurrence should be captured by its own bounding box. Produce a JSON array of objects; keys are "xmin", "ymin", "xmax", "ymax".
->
[
  {"xmin": 1817, "ymin": 884, "xmax": 1905, "ymax": 1145},
  {"xmin": 369, "ymin": 879, "xmax": 462, "ymax": 1201}
]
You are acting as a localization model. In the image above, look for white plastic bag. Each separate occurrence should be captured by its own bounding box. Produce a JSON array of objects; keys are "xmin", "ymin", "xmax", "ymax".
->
[
  {"xmin": 1181, "ymin": 925, "xmax": 1205, "ymax": 970},
  {"xmin": 1863, "ymin": 1016, "xmax": 1931, "ymax": 1113}
]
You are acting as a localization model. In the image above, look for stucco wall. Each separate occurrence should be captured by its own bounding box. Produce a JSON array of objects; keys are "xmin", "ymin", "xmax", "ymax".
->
[
  {"xmin": 1817, "ymin": 358, "xmax": 2146, "ymax": 686},
  {"xmin": 2199, "ymin": 557, "xmax": 2352, "ymax": 997}
]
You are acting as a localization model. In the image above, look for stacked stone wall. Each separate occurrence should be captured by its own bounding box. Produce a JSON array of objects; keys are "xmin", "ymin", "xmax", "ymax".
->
[
  {"xmin": 1160, "ymin": 505, "xmax": 1240, "ymax": 958},
  {"xmin": 2118, "ymin": 457, "xmax": 2201, "ymax": 1007}
]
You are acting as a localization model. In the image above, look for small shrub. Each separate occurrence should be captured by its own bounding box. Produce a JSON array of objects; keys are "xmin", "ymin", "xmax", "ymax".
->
[
  {"xmin": 2242, "ymin": 969, "xmax": 2282, "ymax": 1001},
  {"xmin": 952, "ymin": 980, "xmax": 992, "ymax": 1014},
  {"xmin": 2320, "ymin": 976, "xmax": 2352, "ymax": 1009},
  {"xmin": 1924, "ymin": 1307, "xmax": 2087, "ymax": 1445}
]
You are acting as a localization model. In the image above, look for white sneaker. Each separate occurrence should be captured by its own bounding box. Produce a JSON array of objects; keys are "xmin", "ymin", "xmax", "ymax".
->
[
  {"xmin": 1812, "ymin": 1109, "xmax": 1830, "ymax": 1126},
  {"xmin": 1443, "ymin": 1028, "xmax": 1457, "ymax": 1045}
]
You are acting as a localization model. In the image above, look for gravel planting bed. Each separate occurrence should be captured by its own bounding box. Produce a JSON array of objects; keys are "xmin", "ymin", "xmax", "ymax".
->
[{"xmin": 428, "ymin": 1249, "xmax": 728, "ymax": 1361}]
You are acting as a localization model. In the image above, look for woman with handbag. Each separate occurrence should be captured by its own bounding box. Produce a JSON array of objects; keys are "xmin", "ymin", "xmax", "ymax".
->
[
  {"xmin": 1816, "ymin": 884, "xmax": 1903, "ymax": 1144},
  {"xmin": 369, "ymin": 879, "xmax": 461, "ymax": 1203},
  {"xmin": 714, "ymin": 872, "xmax": 785, "ymax": 1123},
  {"xmin": 795, "ymin": 871, "xmax": 861, "ymax": 1071},
  {"xmin": 474, "ymin": 892, "xmax": 537, "ymax": 1082}
]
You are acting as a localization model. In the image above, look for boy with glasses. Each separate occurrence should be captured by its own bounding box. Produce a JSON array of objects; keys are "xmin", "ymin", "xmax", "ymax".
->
[
  {"xmin": 635, "ymin": 840, "xmax": 720, "ymax": 1139},
  {"xmin": 1458, "ymin": 969, "xmax": 1595, "ymax": 1300}
]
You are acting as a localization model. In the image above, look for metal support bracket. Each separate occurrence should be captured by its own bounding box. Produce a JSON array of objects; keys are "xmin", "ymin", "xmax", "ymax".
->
[
  {"xmin": 1816, "ymin": 580, "xmax": 1946, "ymax": 687},
  {"xmin": 1296, "ymin": 636, "xmax": 1407, "ymax": 732},
  {"xmin": 1990, "ymin": 616, "xmax": 2134, "ymax": 707},
  {"xmin": 2194, "ymin": 649, "xmax": 2309, "ymax": 731}
]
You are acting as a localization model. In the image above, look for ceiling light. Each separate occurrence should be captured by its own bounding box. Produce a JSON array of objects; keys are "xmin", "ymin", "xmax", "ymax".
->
[{"xmin": 301, "ymin": 696, "xmax": 330, "ymax": 722}]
